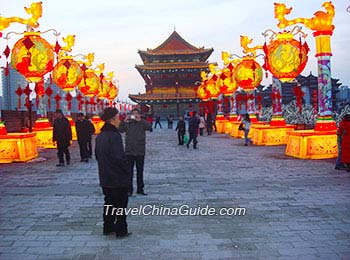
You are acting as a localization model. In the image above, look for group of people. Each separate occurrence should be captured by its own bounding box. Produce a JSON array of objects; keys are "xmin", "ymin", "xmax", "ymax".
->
[{"xmin": 53, "ymin": 107, "xmax": 350, "ymax": 240}]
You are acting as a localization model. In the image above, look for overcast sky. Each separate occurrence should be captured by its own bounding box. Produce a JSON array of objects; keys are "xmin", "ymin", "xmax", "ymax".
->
[{"xmin": 1, "ymin": 0, "xmax": 349, "ymax": 101}]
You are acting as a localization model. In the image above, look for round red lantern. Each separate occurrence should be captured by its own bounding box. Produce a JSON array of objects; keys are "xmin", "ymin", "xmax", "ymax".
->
[
  {"xmin": 11, "ymin": 31, "xmax": 54, "ymax": 83},
  {"xmin": 108, "ymin": 82, "xmax": 119, "ymax": 101},
  {"xmin": 264, "ymin": 31, "xmax": 309, "ymax": 82},
  {"xmin": 78, "ymin": 69, "xmax": 101, "ymax": 97},
  {"xmin": 234, "ymin": 56, "xmax": 263, "ymax": 92},
  {"xmin": 52, "ymin": 56, "xmax": 83, "ymax": 92}
]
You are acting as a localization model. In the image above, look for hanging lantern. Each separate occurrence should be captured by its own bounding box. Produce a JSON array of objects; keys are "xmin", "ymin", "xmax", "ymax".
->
[
  {"xmin": 264, "ymin": 31, "xmax": 309, "ymax": 82},
  {"xmin": 52, "ymin": 56, "xmax": 83, "ymax": 92},
  {"xmin": 11, "ymin": 31, "xmax": 54, "ymax": 83},
  {"xmin": 234, "ymin": 56, "xmax": 263, "ymax": 91},
  {"xmin": 78, "ymin": 69, "xmax": 101, "ymax": 97},
  {"xmin": 108, "ymin": 82, "xmax": 119, "ymax": 101},
  {"xmin": 97, "ymin": 79, "xmax": 111, "ymax": 99},
  {"xmin": 206, "ymin": 74, "xmax": 220, "ymax": 99},
  {"xmin": 220, "ymin": 68, "xmax": 238, "ymax": 96}
]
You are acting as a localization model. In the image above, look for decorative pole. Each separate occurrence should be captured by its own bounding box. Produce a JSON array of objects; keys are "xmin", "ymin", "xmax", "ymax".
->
[{"xmin": 274, "ymin": 1, "xmax": 336, "ymax": 131}]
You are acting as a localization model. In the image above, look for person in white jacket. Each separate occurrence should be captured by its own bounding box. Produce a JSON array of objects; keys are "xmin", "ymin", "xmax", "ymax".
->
[{"xmin": 199, "ymin": 115, "xmax": 206, "ymax": 136}]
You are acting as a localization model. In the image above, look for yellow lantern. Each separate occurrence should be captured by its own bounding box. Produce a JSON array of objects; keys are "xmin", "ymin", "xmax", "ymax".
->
[
  {"xmin": 97, "ymin": 79, "xmax": 111, "ymax": 99},
  {"xmin": 108, "ymin": 82, "xmax": 119, "ymax": 101},
  {"xmin": 78, "ymin": 69, "xmax": 101, "ymax": 97},
  {"xmin": 234, "ymin": 56, "xmax": 263, "ymax": 91},
  {"xmin": 52, "ymin": 56, "xmax": 83, "ymax": 92},
  {"xmin": 206, "ymin": 74, "xmax": 221, "ymax": 99},
  {"xmin": 264, "ymin": 31, "xmax": 309, "ymax": 82},
  {"xmin": 11, "ymin": 31, "xmax": 54, "ymax": 83}
]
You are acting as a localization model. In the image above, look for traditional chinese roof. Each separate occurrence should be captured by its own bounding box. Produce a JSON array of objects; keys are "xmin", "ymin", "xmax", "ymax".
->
[
  {"xmin": 135, "ymin": 61, "xmax": 211, "ymax": 72},
  {"xmin": 138, "ymin": 31, "xmax": 213, "ymax": 63},
  {"xmin": 129, "ymin": 92, "xmax": 201, "ymax": 104}
]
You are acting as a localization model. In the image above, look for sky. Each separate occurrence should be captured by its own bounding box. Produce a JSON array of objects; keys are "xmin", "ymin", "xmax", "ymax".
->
[{"xmin": 1, "ymin": 0, "xmax": 349, "ymax": 101}]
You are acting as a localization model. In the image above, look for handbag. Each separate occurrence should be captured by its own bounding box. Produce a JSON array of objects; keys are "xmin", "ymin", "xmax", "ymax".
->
[
  {"xmin": 238, "ymin": 122, "xmax": 244, "ymax": 131},
  {"xmin": 183, "ymin": 134, "xmax": 188, "ymax": 143}
]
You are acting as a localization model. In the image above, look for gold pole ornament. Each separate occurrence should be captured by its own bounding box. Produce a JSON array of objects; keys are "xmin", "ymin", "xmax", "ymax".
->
[
  {"xmin": 274, "ymin": 2, "xmax": 335, "ymax": 32},
  {"xmin": 0, "ymin": 2, "xmax": 43, "ymax": 31},
  {"xmin": 240, "ymin": 36, "xmax": 263, "ymax": 57}
]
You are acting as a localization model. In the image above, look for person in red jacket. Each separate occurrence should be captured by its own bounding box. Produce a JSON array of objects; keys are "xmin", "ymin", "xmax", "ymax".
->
[{"xmin": 338, "ymin": 114, "xmax": 350, "ymax": 172}]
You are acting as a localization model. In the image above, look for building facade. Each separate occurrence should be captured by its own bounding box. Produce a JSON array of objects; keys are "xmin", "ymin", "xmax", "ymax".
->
[{"xmin": 130, "ymin": 31, "xmax": 214, "ymax": 118}]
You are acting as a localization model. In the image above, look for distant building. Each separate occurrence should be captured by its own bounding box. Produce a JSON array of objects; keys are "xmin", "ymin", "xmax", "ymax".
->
[{"xmin": 130, "ymin": 31, "xmax": 214, "ymax": 117}]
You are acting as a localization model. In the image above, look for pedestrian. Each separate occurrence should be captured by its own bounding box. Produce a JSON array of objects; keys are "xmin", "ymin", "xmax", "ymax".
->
[
  {"xmin": 338, "ymin": 114, "xmax": 350, "ymax": 172},
  {"xmin": 212, "ymin": 116, "xmax": 217, "ymax": 132},
  {"xmin": 119, "ymin": 108, "xmax": 152, "ymax": 196},
  {"xmin": 154, "ymin": 115, "xmax": 162, "ymax": 129},
  {"xmin": 175, "ymin": 116, "xmax": 186, "ymax": 145},
  {"xmin": 206, "ymin": 112, "xmax": 213, "ymax": 135},
  {"xmin": 199, "ymin": 114, "xmax": 206, "ymax": 136},
  {"xmin": 167, "ymin": 115, "xmax": 173, "ymax": 129},
  {"xmin": 95, "ymin": 107, "xmax": 131, "ymax": 238},
  {"xmin": 85, "ymin": 115, "xmax": 95, "ymax": 158},
  {"xmin": 186, "ymin": 111, "xmax": 200, "ymax": 149},
  {"xmin": 53, "ymin": 109, "xmax": 72, "ymax": 167},
  {"xmin": 75, "ymin": 113, "xmax": 91, "ymax": 162},
  {"xmin": 241, "ymin": 113, "xmax": 252, "ymax": 146}
]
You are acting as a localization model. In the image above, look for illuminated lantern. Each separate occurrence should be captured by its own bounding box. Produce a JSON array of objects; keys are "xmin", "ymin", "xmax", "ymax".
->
[
  {"xmin": 78, "ymin": 69, "xmax": 101, "ymax": 97},
  {"xmin": 264, "ymin": 31, "xmax": 309, "ymax": 82},
  {"xmin": 108, "ymin": 82, "xmax": 119, "ymax": 101},
  {"xmin": 220, "ymin": 68, "xmax": 238, "ymax": 96},
  {"xmin": 206, "ymin": 74, "xmax": 220, "ymax": 99},
  {"xmin": 11, "ymin": 31, "xmax": 54, "ymax": 83},
  {"xmin": 97, "ymin": 79, "xmax": 111, "ymax": 99},
  {"xmin": 197, "ymin": 83, "xmax": 210, "ymax": 101},
  {"xmin": 52, "ymin": 56, "xmax": 83, "ymax": 92},
  {"xmin": 234, "ymin": 56, "xmax": 263, "ymax": 91}
]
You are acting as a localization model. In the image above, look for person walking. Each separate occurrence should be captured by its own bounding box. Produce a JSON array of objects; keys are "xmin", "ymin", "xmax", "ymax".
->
[
  {"xmin": 199, "ymin": 114, "xmax": 206, "ymax": 136},
  {"xmin": 241, "ymin": 113, "xmax": 252, "ymax": 146},
  {"xmin": 206, "ymin": 112, "xmax": 213, "ymax": 135},
  {"xmin": 175, "ymin": 116, "xmax": 186, "ymax": 145},
  {"xmin": 167, "ymin": 115, "xmax": 173, "ymax": 129},
  {"xmin": 154, "ymin": 115, "xmax": 162, "ymax": 129},
  {"xmin": 119, "ymin": 109, "xmax": 152, "ymax": 196},
  {"xmin": 338, "ymin": 114, "xmax": 350, "ymax": 172},
  {"xmin": 186, "ymin": 111, "xmax": 200, "ymax": 149},
  {"xmin": 75, "ymin": 113, "xmax": 91, "ymax": 162},
  {"xmin": 95, "ymin": 107, "xmax": 131, "ymax": 238},
  {"xmin": 84, "ymin": 115, "xmax": 95, "ymax": 158},
  {"xmin": 53, "ymin": 109, "xmax": 72, "ymax": 167}
]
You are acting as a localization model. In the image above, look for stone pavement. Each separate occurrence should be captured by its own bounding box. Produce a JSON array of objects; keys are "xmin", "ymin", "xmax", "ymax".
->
[{"xmin": 0, "ymin": 126, "xmax": 350, "ymax": 260}]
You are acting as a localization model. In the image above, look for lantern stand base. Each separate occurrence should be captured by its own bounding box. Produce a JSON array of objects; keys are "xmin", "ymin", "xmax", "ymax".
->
[
  {"xmin": 285, "ymin": 129, "xmax": 337, "ymax": 159},
  {"xmin": 221, "ymin": 114, "xmax": 239, "ymax": 134},
  {"xmin": 91, "ymin": 116, "xmax": 104, "ymax": 135},
  {"xmin": 32, "ymin": 118, "xmax": 56, "ymax": 149},
  {"xmin": 0, "ymin": 133, "xmax": 38, "ymax": 163},
  {"xmin": 314, "ymin": 116, "xmax": 337, "ymax": 131},
  {"xmin": 230, "ymin": 121, "xmax": 265, "ymax": 139},
  {"xmin": 215, "ymin": 114, "xmax": 226, "ymax": 134},
  {"xmin": 251, "ymin": 124, "xmax": 295, "ymax": 146},
  {"xmin": 67, "ymin": 116, "xmax": 77, "ymax": 141}
]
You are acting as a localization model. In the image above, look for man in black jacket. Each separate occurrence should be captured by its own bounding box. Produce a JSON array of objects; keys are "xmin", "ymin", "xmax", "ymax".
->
[
  {"xmin": 175, "ymin": 116, "xmax": 186, "ymax": 145},
  {"xmin": 75, "ymin": 113, "xmax": 91, "ymax": 163},
  {"xmin": 119, "ymin": 108, "xmax": 152, "ymax": 196},
  {"xmin": 53, "ymin": 109, "xmax": 72, "ymax": 167},
  {"xmin": 95, "ymin": 107, "xmax": 131, "ymax": 238},
  {"xmin": 186, "ymin": 111, "xmax": 200, "ymax": 149}
]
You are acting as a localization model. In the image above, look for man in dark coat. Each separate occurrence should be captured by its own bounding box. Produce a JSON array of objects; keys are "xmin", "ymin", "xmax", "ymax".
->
[
  {"xmin": 186, "ymin": 111, "xmax": 200, "ymax": 149},
  {"xmin": 53, "ymin": 109, "xmax": 72, "ymax": 167},
  {"xmin": 85, "ymin": 115, "xmax": 95, "ymax": 158},
  {"xmin": 119, "ymin": 108, "xmax": 152, "ymax": 196},
  {"xmin": 95, "ymin": 107, "xmax": 131, "ymax": 238},
  {"xmin": 175, "ymin": 116, "xmax": 186, "ymax": 145},
  {"xmin": 75, "ymin": 113, "xmax": 92, "ymax": 162}
]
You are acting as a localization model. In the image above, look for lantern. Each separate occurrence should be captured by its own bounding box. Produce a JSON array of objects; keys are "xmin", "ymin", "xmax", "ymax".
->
[
  {"xmin": 264, "ymin": 31, "xmax": 309, "ymax": 82},
  {"xmin": 52, "ymin": 56, "xmax": 83, "ymax": 92},
  {"xmin": 97, "ymin": 79, "xmax": 111, "ymax": 99},
  {"xmin": 234, "ymin": 56, "xmax": 263, "ymax": 91},
  {"xmin": 197, "ymin": 83, "xmax": 210, "ymax": 101},
  {"xmin": 220, "ymin": 68, "xmax": 238, "ymax": 96},
  {"xmin": 11, "ymin": 31, "xmax": 54, "ymax": 83},
  {"xmin": 78, "ymin": 69, "xmax": 101, "ymax": 97},
  {"xmin": 206, "ymin": 74, "xmax": 220, "ymax": 99},
  {"xmin": 108, "ymin": 82, "xmax": 119, "ymax": 101}
]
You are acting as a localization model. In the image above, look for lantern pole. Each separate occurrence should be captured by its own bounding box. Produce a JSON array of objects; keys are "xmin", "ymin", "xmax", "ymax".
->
[{"xmin": 274, "ymin": 1, "xmax": 336, "ymax": 131}]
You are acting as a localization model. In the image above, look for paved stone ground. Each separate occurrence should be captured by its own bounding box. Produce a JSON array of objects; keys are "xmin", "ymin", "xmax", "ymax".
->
[{"xmin": 1, "ymin": 125, "xmax": 350, "ymax": 260}]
